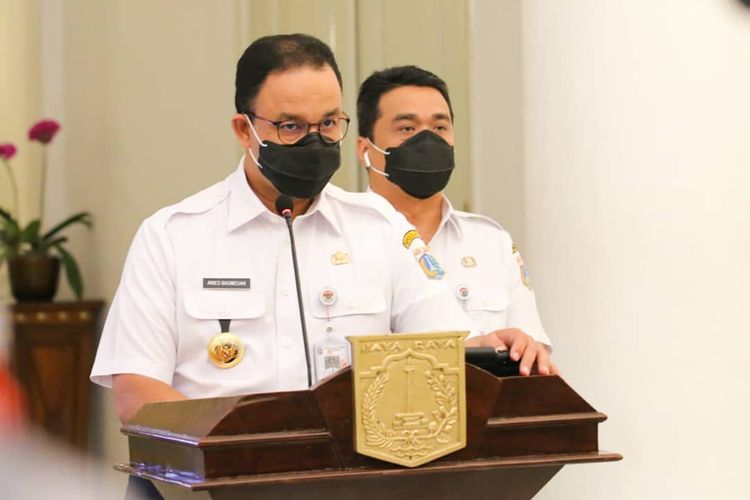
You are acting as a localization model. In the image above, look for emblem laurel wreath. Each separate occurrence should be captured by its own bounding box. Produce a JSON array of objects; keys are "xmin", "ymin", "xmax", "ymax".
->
[{"xmin": 362, "ymin": 364, "xmax": 459, "ymax": 460}]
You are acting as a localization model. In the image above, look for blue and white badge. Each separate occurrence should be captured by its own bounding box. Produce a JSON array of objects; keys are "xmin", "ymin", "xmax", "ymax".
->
[{"xmin": 413, "ymin": 247, "xmax": 445, "ymax": 280}]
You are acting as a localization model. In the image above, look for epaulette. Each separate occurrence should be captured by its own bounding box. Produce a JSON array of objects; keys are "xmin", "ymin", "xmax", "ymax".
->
[
  {"xmin": 325, "ymin": 184, "xmax": 405, "ymax": 226},
  {"xmin": 452, "ymin": 209, "xmax": 506, "ymax": 233},
  {"xmin": 149, "ymin": 178, "xmax": 229, "ymax": 228}
]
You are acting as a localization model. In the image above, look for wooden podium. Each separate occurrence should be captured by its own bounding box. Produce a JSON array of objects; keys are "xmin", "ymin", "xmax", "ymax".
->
[{"xmin": 118, "ymin": 366, "xmax": 620, "ymax": 499}]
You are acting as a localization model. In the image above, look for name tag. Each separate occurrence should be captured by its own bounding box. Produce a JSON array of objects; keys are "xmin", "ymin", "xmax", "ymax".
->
[{"xmin": 203, "ymin": 278, "xmax": 251, "ymax": 290}]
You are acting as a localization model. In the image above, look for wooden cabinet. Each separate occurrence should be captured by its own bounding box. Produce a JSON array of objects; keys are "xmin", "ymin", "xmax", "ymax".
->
[{"xmin": 9, "ymin": 301, "xmax": 104, "ymax": 450}]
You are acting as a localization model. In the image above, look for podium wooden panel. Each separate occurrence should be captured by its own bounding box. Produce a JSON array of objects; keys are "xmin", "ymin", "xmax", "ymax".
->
[
  {"xmin": 9, "ymin": 300, "xmax": 104, "ymax": 450},
  {"xmin": 118, "ymin": 366, "xmax": 620, "ymax": 499}
]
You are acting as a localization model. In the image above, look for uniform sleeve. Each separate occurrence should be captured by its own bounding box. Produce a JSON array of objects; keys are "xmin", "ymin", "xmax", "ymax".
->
[
  {"xmin": 505, "ymin": 238, "xmax": 552, "ymax": 347},
  {"xmin": 90, "ymin": 218, "xmax": 178, "ymax": 388},
  {"xmin": 386, "ymin": 216, "xmax": 474, "ymax": 337}
]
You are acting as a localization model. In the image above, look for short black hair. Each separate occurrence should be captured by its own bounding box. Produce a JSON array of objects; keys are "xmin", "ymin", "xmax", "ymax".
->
[
  {"xmin": 357, "ymin": 65, "xmax": 453, "ymax": 139},
  {"xmin": 235, "ymin": 33, "xmax": 343, "ymax": 114}
]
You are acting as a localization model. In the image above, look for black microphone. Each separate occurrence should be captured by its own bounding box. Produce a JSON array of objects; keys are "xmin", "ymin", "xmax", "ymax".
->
[{"xmin": 275, "ymin": 194, "xmax": 313, "ymax": 387}]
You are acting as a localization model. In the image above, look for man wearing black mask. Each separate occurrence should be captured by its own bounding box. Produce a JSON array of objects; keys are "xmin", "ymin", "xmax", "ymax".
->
[
  {"xmin": 91, "ymin": 36, "xmax": 479, "ymax": 427},
  {"xmin": 357, "ymin": 66, "xmax": 556, "ymax": 374}
]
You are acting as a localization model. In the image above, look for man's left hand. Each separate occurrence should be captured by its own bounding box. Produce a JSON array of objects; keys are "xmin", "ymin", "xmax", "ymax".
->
[{"xmin": 465, "ymin": 328, "xmax": 558, "ymax": 376}]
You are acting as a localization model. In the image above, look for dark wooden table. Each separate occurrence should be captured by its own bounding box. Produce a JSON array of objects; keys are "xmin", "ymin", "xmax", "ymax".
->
[{"xmin": 9, "ymin": 300, "xmax": 104, "ymax": 450}]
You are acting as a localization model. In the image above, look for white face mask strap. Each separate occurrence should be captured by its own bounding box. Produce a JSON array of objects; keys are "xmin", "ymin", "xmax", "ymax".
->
[
  {"xmin": 363, "ymin": 139, "xmax": 389, "ymax": 178},
  {"xmin": 244, "ymin": 114, "xmax": 268, "ymax": 148},
  {"xmin": 243, "ymin": 114, "xmax": 267, "ymax": 168},
  {"xmin": 368, "ymin": 163, "xmax": 389, "ymax": 177},
  {"xmin": 366, "ymin": 137, "xmax": 389, "ymax": 156}
]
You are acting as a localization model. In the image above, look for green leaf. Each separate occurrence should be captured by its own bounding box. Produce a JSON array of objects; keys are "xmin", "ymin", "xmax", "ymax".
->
[
  {"xmin": 0, "ymin": 207, "xmax": 15, "ymax": 224},
  {"xmin": 0, "ymin": 207, "xmax": 20, "ymax": 233},
  {"xmin": 42, "ymin": 211, "xmax": 92, "ymax": 242},
  {"xmin": 37, "ymin": 236, "xmax": 68, "ymax": 254},
  {"xmin": 22, "ymin": 219, "xmax": 42, "ymax": 248},
  {"xmin": 0, "ymin": 219, "xmax": 21, "ymax": 255},
  {"xmin": 55, "ymin": 244, "xmax": 84, "ymax": 300},
  {"xmin": 0, "ymin": 208, "xmax": 22, "ymax": 258}
]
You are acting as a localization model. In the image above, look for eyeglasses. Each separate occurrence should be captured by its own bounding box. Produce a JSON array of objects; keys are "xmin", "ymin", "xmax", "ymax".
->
[{"xmin": 247, "ymin": 112, "xmax": 351, "ymax": 145}]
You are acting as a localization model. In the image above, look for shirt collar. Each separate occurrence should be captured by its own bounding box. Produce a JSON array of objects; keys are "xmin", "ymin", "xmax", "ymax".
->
[
  {"xmin": 226, "ymin": 156, "xmax": 342, "ymax": 235},
  {"xmin": 364, "ymin": 186, "xmax": 463, "ymax": 240},
  {"xmin": 226, "ymin": 157, "xmax": 269, "ymax": 233},
  {"xmin": 297, "ymin": 184, "xmax": 343, "ymax": 236},
  {"xmin": 436, "ymin": 195, "xmax": 464, "ymax": 240}
]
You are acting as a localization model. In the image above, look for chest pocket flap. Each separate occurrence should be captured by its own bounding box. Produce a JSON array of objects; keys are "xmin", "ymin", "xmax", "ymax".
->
[
  {"xmin": 464, "ymin": 283, "xmax": 510, "ymax": 312},
  {"xmin": 184, "ymin": 290, "xmax": 266, "ymax": 320},
  {"xmin": 309, "ymin": 284, "xmax": 386, "ymax": 319}
]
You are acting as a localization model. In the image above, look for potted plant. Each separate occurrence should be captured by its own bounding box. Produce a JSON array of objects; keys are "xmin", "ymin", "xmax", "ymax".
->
[{"xmin": 0, "ymin": 120, "xmax": 92, "ymax": 302}]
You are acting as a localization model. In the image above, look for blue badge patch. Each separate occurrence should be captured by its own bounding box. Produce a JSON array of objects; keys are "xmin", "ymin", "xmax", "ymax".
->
[{"xmin": 417, "ymin": 251, "xmax": 445, "ymax": 280}]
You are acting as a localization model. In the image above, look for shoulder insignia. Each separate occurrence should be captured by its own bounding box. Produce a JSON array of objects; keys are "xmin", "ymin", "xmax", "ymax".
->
[
  {"xmin": 453, "ymin": 210, "xmax": 505, "ymax": 232},
  {"xmin": 413, "ymin": 247, "xmax": 445, "ymax": 280},
  {"xmin": 512, "ymin": 244, "xmax": 531, "ymax": 289},
  {"xmin": 402, "ymin": 229, "xmax": 421, "ymax": 249}
]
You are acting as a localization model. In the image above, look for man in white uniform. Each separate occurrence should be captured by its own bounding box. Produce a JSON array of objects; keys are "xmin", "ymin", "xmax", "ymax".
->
[
  {"xmin": 356, "ymin": 65, "xmax": 556, "ymax": 375},
  {"xmin": 91, "ymin": 36, "xmax": 550, "ymax": 430}
]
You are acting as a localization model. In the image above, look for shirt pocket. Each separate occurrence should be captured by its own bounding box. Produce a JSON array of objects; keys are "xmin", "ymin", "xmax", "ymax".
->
[
  {"xmin": 184, "ymin": 289, "xmax": 265, "ymax": 320},
  {"xmin": 181, "ymin": 289, "xmax": 268, "ymax": 380},
  {"xmin": 464, "ymin": 283, "xmax": 510, "ymax": 312},
  {"xmin": 308, "ymin": 282, "xmax": 389, "ymax": 339},
  {"xmin": 463, "ymin": 283, "xmax": 511, "ymax": 334},
  {"xmin": 309, "ymin": 285, "xmax": 386, "ymax": 318}
]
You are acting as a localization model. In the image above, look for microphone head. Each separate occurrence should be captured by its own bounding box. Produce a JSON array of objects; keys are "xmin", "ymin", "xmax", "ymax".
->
[{"xmin": 275, "ymin": 194, "xmax": 294, "ymax": 216}]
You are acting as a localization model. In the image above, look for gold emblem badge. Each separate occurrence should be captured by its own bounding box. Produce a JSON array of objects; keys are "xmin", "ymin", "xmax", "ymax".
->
[
  {"xmin": 330, "ymin": 251, "xmax": 350, "ymax": 265},
  {"xmin": 460, "ymin": 256, "xmax": 477, "ymax": 268},
  {"xmin": 207, "ymin": 332, "xmax": 245, "ymax": 368},
  {"xmin": 348, "ymin": 331, "xmax": 468, "ymax": 468},
  {"xmin": 402, "ymin": 229, "xmax": 421, "ymax": 249}
]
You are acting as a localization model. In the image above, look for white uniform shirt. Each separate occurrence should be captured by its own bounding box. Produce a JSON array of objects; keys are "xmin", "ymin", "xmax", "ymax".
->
[
  {"xmin": 426, "ymin": 197, "xmax": 551, "ymax": 346},
  {"xmin": 91, "ymin": 161, "xmax": 471, "ymax": 398}
]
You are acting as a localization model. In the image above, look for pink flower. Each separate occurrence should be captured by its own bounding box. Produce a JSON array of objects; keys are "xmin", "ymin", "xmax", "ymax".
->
[
  {"xmin": 28, "ymin": 119, "xmax": 61, "ymax": 144},
  {"xmin": 0, "ymin": 143, "xmax": 17, "ymax": 160}
]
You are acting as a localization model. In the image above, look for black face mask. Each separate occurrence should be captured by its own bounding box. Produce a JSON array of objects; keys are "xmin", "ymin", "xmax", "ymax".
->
[
  {"xmin": 254, "ymin": 132, "xmax": 341, "ymax": 199},
  {"xmin": 372, "ymin": 130, "xmax": 455, "ymax": 199}
]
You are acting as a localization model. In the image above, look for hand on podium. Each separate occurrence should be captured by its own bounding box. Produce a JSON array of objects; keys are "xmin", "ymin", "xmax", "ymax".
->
[{"xmin": 465, "ymin": 328, "xmax": 558, "ymax": 376}]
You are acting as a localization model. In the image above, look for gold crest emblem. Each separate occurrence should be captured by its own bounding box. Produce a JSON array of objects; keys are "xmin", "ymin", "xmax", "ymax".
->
[
  {"xmin": 460, "ymin": 256, "xmax": 477, "ymax": 268},
  {"xmin": 348, "ymin": 331, "xmax": 468, "ymax": 468},
  {"xmin": 402, "ymin": 229, "xmax": 421, "ymax": 249},
  {"xmin": 330, "ymin": 251, "xmax": 350, "ymax": 265},
  {"xmin": 207, "ymin": 332, "xmax": 245, "ymax": 368}
]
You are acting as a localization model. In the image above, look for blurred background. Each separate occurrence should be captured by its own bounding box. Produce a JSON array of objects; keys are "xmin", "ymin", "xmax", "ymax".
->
[{"xmin": 1, "ymin": 0, "xmax": 749, "ymax": 497}]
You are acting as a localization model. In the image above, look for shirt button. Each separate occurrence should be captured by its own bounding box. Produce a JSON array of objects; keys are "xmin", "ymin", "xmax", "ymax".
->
[
  {"xmin": 280, "ymin": 287, "xmax": 290, "ymax": 296},
  {"xmin": 281, "ymin": 338, "xmax": 292, "ymax": 349}
]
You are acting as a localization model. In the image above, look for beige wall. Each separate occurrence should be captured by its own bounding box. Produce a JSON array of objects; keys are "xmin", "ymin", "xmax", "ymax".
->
[
  {"xmin": 523, "ymin": 0, "xmax": 750, "ymax": 497},
  {"xmin": 468, "ymin": 0, "xmax": 526, "ymax": 247},
  {"xmin": 0, "ymin": 0, "xmax": 42, "ymax": 301}
]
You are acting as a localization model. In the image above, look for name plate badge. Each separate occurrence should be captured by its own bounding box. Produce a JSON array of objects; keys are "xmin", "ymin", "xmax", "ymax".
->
[
  {"xmin": 347, "ymin": 331, "xmax": 468, "ymax": 468},
  {"xmin": 203, "ymin": 278, "xmax": 251, "ymax": 290}
]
